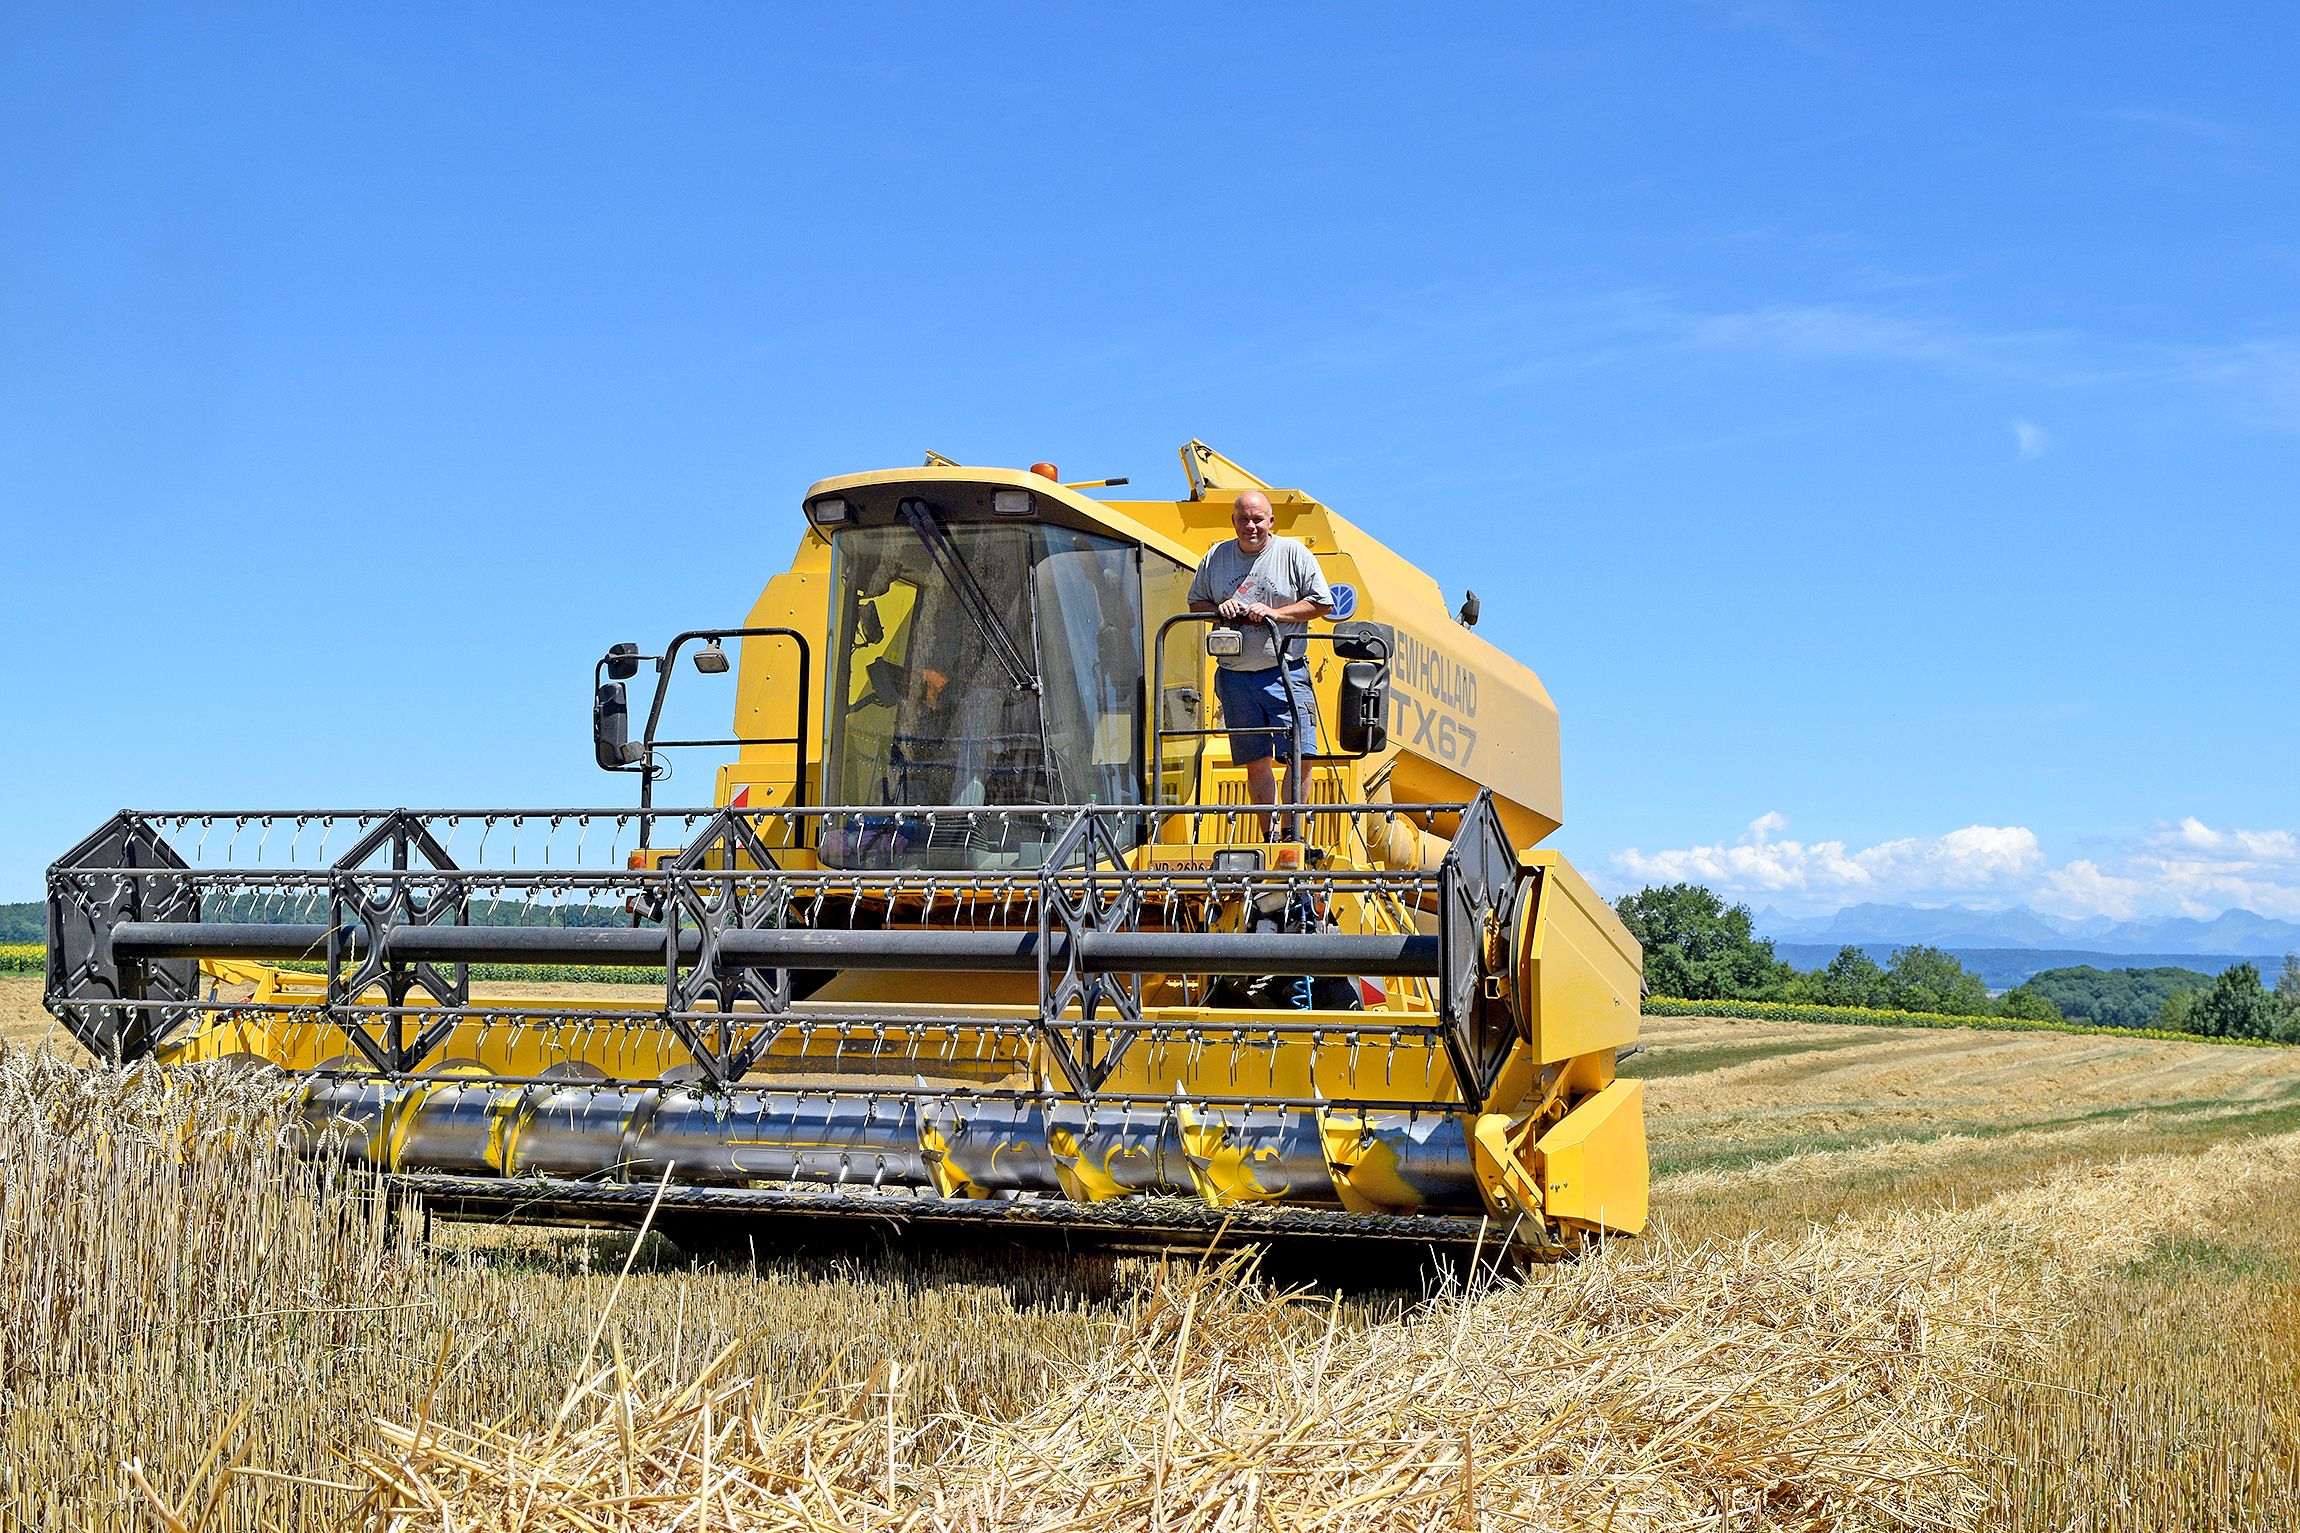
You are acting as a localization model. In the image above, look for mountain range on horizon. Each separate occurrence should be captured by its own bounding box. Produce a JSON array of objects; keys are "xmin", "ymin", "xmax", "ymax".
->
[{"xmin": 1751, "ymin": 901, "xmax": 2300, "ymax": 957}]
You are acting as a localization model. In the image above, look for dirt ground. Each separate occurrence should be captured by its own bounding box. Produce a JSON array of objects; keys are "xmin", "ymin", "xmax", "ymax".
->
[{"xmin": 0, "ymin": 974, "xmax": 82, "ymax": 1060}]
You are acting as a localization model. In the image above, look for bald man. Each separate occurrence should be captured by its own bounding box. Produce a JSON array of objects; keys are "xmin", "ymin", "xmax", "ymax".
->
[{"xmin": 1188, "ymin": 489, "xmax": 1332, "ymax": 828}]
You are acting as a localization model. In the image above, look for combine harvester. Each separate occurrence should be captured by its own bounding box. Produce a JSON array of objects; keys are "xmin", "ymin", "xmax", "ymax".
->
[{"xmin": 44, "ymin": 443, "xmax": 1646, "ymax": 1267}]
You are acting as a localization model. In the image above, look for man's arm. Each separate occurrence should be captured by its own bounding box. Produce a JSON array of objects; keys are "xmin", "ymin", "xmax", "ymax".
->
[
  {"xmin": 1248, "ymin": 595, "xmax": 1332, "ymax": 622},
  {"xmin": 1186, "ymin": 551, "xmax": 1219, "ymax": 611},
  {"xmin": 1201, "ymin": 593, "xmax": 1324, "ymax": 619},
  {"xmin": 1190, "ymin": 549, "xmax": 1250, "ymax": 617}
]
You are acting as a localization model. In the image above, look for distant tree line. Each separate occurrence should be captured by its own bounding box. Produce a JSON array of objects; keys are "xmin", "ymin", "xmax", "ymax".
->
[
  {"xmin": 2020, "ymin": 964, "xmax": 2216, "ymax": 1029},
  {"xmin": 2148, "ymin": 957, "xmax": 2299, "ymax": 1041},
  {"xmin": 190, "ymin": 892, "xmax": 631, "ymax": 929},
  {"xmin": 1611, "ymin": 882, "xmax": 2300, "ymax": 1038},
  {"xmin": 2013, "ymin": 962, "xmax": 2300, "ymax": 1037},
  {"xmin": 1610, "ymin": 883, "xmax": 2040, "ymax": 1018},
  {"xmin": 0, "ymin": 895, "xmax": 627, "ymax": 945}
]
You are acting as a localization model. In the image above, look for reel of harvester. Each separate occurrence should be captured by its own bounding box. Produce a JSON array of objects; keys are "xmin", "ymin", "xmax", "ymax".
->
[{"xmin": 45, "ymin": 792, "xmax": 1646, "ymax": 1270}]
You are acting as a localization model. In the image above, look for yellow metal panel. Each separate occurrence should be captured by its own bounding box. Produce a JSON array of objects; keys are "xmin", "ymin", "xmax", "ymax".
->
[
  {"xmin": 1521, "ymin": 851, "xmax": 1642, "ymax": 1064},
  {"xmin": 1386, "ymin": 754, "xmax": 1560, "ymax": 853},
  {"xmin": 1534, "ymin": 1078, "xmax": 1648, "ymax": 1235},
  {"xmin": 1469, "ymin": 1110, "xmax": 1545, "ymax": 1221},
  {"xmin": 733, "ymin": 560, "xmax": 832, "ymax": 799},
  {"xmin": 803, "ymin": 465, "xmax": 1203, "ymax": 570},
  {"xmin": 1179, "ymin": 440, "xmax": 1273, "ymax": 497}
]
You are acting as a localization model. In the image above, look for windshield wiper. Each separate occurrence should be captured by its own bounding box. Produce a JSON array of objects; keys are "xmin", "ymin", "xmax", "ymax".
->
[{"xmin": 896, "ymin": 498, "xmax": 1039, "ymax": 693}]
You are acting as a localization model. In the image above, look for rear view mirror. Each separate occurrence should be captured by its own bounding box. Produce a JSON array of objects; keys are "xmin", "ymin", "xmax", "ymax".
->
[
  {"xmin": 594, "ymin": 682, "xmax": 633, "ymax": 769},
  {"xmin": 864, "ymin": 657, "xmax": 910, "ymax": 711},
  {"xmin": 605, "ymin": 642, "xmax": 641, "ymax": 681},
  {"xmin": 1330, "ymin": 621, "xmax": 1394, "ymax": 662},
  {"xmin": 1160, "ymin": 685, "xmax": 1202, "ymax": 733},
  {"xmin": 1336, "ymin": 661, "xmax": 1387, "ymax": 754}
]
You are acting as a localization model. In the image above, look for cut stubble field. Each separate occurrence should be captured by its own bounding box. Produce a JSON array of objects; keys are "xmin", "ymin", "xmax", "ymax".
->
[
  {"xmin": 1637, "ymin": 1012, "xmax": 2300, "ymax": 1237},
  {"xmin": 4, "ymin": 975, "xmax": 2298, "ymax": 1530}
]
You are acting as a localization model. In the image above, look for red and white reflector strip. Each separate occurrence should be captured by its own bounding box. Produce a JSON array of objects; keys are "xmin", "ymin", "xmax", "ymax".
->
[{"xmin": 1355, "ymin": 976, "xmax": 1386, "ymax": 1008}]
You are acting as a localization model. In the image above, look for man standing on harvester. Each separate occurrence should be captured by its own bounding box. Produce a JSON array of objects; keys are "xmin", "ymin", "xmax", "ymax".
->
[{"xmin": 1189, "ymin": 489, "xmax": 1332, "ymax": 835}]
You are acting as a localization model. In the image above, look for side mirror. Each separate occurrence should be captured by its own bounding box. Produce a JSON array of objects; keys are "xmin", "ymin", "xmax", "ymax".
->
[
  {"xmin": 1160, "ymin": 685, "xmax": 1202, "ymax": 733},
  {"xmin": 863, "ymin": 657, "xmax": 911, "ymax": 711},
  {"xmin": 605, "ymin": 642, "xmax": 641, "ymax": 681},
  {"xmin": 1330, "ymin": 621, "xmax": 1393, "ymax": 662},
  {"xmin": 594, "ymin": 682, "xmax": 633, "ymax": 770},
  {"xmin": 1336, "ymin": 661, "xmax": 1387, "ymax": 754}
]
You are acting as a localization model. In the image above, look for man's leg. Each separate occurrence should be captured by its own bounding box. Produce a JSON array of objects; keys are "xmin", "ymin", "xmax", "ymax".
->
[
  {"xmin": 1268, "ymin": 661, "xmax": 1315, "ymax": 841},
  {"xmin": 1216, "ymin": 665, "xmax": 1289, "ymax": 838},
  {"xmin": 1246, "ymin": 663, "xmax": 1298, "ymax": 838},
  {"xmin": 1242, "ymin": 752, "xmax": 1278, "ymax": 838}
]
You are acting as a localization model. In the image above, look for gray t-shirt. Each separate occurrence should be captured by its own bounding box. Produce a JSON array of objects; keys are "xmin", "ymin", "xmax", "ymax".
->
[{"xmin": 1187, "ymin": 534, "xmax": 1332, "ymax": 671}]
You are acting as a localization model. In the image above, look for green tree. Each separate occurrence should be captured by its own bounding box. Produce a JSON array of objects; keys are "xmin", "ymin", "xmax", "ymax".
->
[
  {"xmin": 1996, "ymin": 986, "xmax": 2063, "ymax": 1022},
  {"xmin": 2023, "ymin": 964, "xmax": 2218, "ymax": 1029},
  {"xmin": 0, "ymin": 902, "xmax": 41, "ymax": 944},
  {"xmin": 2158, "ymin": 987, "xmax": 2201, "ymax": 1033},
  {"xmin": 2192, "ymin": 962, "xmax": 2277, "ymax": 1040},
  {"xmin": 1879, "ymin": 944, "xmax": 1991, "ymax": 1016},
  {"xmin": 2275, "ymin": 953, "xmax": 2300, "ymax": 1044},
  {"xmin": 1805, "ymin": 945, "xmax": 1885, "ymax": 1008},
  {"xmin": 1612, "ymin": 884, "xmax": 1794, "ymax": 1001}
]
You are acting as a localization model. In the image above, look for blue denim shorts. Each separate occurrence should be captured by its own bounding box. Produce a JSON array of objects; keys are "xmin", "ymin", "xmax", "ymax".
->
[{"xmin": 1214, "ymin": 661, "xmax": 1318, "ymax": 764}]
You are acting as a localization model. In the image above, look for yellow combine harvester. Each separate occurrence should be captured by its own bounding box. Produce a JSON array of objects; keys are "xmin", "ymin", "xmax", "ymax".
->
[{"xmin": 45, "ymin": 443, "xmax": 1646, "ymax": 1266}]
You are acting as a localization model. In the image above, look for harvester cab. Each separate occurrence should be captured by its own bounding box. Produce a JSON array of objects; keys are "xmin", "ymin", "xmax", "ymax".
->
[{"xmin": 44, "ymin": 443, "xmax": 1649, "ymax": 1269}]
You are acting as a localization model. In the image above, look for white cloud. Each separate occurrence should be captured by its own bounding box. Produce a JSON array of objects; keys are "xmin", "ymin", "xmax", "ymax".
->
[
  {"xmin": 2038, "ymin": 818, "xmax": 2300, "ymax": 921},
  {"xmin": 1612, "ymin": 814, "xmax": 2300, "ymax": 922},
  {"xmin": 2173, "ymin": 339, "xmax": 2300, "ymax": 434},
  {"xmin": 2011, "ymin": 416, "xmax": 2051, "ymax": 457},
  {"xmin": 1611, "ymin": 296, "xmax": 2300, "ymax": 435},
  {"xmin": 1614, "ymin": 814, "xmax": 2041, "ymax": 900},
  {"xmin": 1656, "ymin": 299, "xmax": 2100, "ymax": 386}
]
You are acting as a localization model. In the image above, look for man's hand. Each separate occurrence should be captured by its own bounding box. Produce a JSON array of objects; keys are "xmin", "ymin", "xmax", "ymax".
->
[{"xmin": 1218, "ymin": 598, "xmax": 1275, "ymax": 623}]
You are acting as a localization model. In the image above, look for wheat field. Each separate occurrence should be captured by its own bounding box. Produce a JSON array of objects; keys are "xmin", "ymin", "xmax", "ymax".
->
[{"xmin": 3, "ymin": 975, "xmax": 2298, "ymax": 1530}]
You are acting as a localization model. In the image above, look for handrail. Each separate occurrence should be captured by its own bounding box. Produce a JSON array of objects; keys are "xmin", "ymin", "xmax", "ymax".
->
[
  {"xmin": 1149, "ymin": 611, "xmax": 1391, "ymax": 821},
  {"xmin": 591, "ymin": 626, "xmax": 812, "ymax": 841}
]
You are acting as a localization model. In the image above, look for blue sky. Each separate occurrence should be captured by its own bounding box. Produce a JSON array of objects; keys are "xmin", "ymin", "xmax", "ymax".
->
[{"xmin": 4, "ymin": 4, "xmax": 2295, "ymax": 919}]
